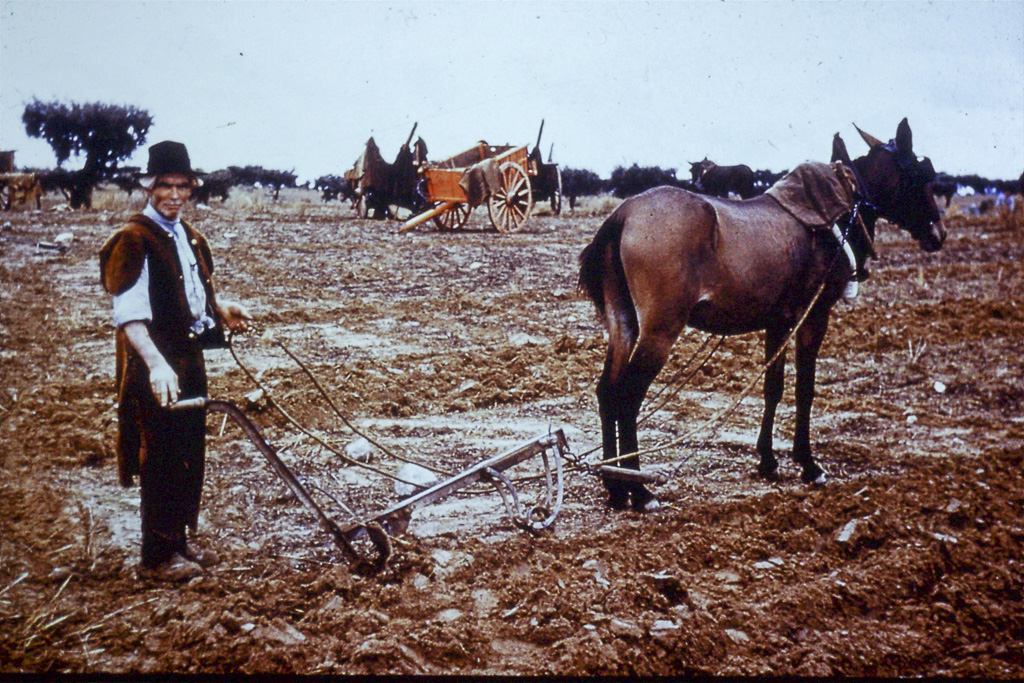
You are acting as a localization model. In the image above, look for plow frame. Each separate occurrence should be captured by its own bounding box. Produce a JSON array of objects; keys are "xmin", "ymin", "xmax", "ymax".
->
[{"xmin": 341, "ymin": 428, "xmax": 568, "ymax": 544}]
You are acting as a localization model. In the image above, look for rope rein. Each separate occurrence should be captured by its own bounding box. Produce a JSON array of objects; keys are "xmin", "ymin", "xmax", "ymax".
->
[
  {"xmin": 226, "ymin": 339, "xmax": 446, "ymax": 488},
  {"xmin": 571, "ymin": 333, "xmax": 726, "ymax": 463},
  {"xmin": 272, "ymin": 340, "xmax": 452, "ymax": 476},
  {"xmin": 638, "ymin": 334, "xmax": 725, "ymax": 427}
]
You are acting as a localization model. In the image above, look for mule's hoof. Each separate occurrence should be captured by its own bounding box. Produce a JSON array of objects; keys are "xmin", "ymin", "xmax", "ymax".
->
[
  {"xmin": 606, "ymin": 491, "xmax": 630, "ymax": 511},
  {"xmin": 635, "ymin": 497, "xmax": 661, "ymax": 512},
  {"xmin": 756, "ymin": 464, "xmax": 779, "ymax": 481},
  {"xmin": 631, "ymin": 486, "xmax": 660, "ymax": 512},
  {"xmin": 801, "ymin": 469, "xmax": 827, "ymax": 486}
]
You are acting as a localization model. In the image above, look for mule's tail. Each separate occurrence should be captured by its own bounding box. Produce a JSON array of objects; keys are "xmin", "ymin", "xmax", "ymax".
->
[{"xmin": 578, "ymin": 208, "xmax": 634, "ymax": 327}]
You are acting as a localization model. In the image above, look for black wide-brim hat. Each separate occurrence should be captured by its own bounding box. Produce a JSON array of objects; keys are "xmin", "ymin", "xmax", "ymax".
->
[{"xmin": 138, "ymin": 140, "xmax": 202, "ymax": 188}]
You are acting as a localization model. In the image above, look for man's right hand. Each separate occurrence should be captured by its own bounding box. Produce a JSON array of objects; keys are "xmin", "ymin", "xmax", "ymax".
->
[
  {"xmin": 149, "ymin": 362, "xmax": 180, "ymax": 407},
  {"xmin": 123, "ymin": 321, "xmax": 180, "ymax": 406}
]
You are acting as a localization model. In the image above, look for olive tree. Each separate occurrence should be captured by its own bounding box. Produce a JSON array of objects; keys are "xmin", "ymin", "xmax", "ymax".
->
[{"xmin": 22, "ymin": 99, "xmax": 152, "ymax": 209}]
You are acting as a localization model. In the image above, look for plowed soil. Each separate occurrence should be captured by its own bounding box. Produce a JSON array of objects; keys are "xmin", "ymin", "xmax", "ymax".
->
[{"xmin": 2, "ymin": 188, "xmax": 1022, "ymax": 676}]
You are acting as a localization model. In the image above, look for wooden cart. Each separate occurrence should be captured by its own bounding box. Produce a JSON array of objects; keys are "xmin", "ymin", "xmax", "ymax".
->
[
  {"xmin": 399, "ymin": 142, "xmax": 535, "ymax": 233},
  {"xmin": 0, "ymin": 151, "xmax": 42, "ymax": 211},
  {"xmin": 527, "ymin": 119, "xmax": 563, "ymax": 216}
]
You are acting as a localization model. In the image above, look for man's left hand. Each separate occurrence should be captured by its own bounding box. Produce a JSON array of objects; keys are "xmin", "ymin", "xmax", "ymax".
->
[{"xmin": 220, "ymin": 301, "xmax": 252, "ymax": 333}]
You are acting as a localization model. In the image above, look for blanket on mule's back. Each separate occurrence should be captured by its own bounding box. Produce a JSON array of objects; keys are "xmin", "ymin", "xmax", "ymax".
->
[{"xmin": 765, "ymin": 161, "xmax": 858, "ymax": 229}]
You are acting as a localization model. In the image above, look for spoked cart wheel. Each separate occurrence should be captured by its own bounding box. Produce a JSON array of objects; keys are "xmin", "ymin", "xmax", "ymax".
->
[
  {"xmin": 487, "ymin": 162, "xmax": 533, "ymax": 233},
  {"xmin": 432, "ymin": 201, "xmax": 471, "ymax": 231}
]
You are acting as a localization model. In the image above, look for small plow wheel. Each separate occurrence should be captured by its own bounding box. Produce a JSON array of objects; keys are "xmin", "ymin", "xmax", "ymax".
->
[{"xmin": 346, "ymin": 522, "xmax": 393, "ymax": 576}]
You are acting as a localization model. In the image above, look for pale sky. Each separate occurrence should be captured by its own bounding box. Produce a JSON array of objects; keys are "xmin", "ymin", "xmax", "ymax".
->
[{"xmin": 2, "ymin": 0, "xmax": 1022, "ymax": 183}]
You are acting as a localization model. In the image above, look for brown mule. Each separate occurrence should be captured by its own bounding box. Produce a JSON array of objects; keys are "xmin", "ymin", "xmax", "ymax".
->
[{"xmin": 579, "ymin": 119, "xmax": 945, "ymax": 510}]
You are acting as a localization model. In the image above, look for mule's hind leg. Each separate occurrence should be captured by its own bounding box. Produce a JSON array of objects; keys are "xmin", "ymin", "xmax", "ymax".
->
[
  {"xmin": 596, "ymin": 357, "xmax": 629, "ymax": 509},
  {"xmin": 596, "ymin": 306, "xmax": 639, "ymax": 509},
  {"xmin": 596, "ymin": 346, "xmax": 666, "ymax": 510},
  {"xmin": 613, "ymin": 333, "xmax": 679, "ymax": 510},
  {"xmin": 756, "ymin": 324, "xmax": 787, "ymax": 479},
  {"xmin": 793, "ymin": 313, "xmax": 830, "ymax": 485}
]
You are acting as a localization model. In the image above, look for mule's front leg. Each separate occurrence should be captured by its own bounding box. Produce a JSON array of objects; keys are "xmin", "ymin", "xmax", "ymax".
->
[
  {"xmin": 756, "ymin": 326, "xmax": 786, "ymax": 479},
  {"xmin": 793, "ymin": 316, "xmax": 829, "ymax": 485}
]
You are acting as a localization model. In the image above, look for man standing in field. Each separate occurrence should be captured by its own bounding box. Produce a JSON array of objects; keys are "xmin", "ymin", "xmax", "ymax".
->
[{"xmin": 99, "ymin": 141, "xmax": 251, "ymax": 582}]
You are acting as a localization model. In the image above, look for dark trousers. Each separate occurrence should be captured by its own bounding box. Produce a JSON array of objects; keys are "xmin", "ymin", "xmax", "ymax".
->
[{"xmin": 136, "ymin": 353, "xmax": 208, "ymax": 567}]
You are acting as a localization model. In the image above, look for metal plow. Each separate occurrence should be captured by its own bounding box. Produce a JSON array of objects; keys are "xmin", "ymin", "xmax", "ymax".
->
[{"xmin": 173, "ymin": 397, "xmax": 569, "ymax": 574}]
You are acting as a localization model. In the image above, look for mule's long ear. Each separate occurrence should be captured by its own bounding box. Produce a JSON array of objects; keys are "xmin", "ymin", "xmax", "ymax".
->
[
  {"xmin": 832, "ymin": 133, "xmax": 852, "ymax": 165},
  {"xmin": 854, "ymin": 123, "xmax": 884, "ymax": 149},
  {"xmin": 896, "ymin": 118, "xmax": 913, "ymax": 154}
]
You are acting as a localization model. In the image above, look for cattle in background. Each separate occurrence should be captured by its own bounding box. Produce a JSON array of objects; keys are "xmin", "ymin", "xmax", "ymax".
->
[
  {"xmin": 315, "ymin": 174, "xmax": 357, "ymax": 204},
  {"xmin": 689, "ymin": 158, "xmax": 757, "ymax": 199},
  {"xmin": 561, "ymin": 167, "xmax": 607, "ymax": 210},
  {"xmin": 932, "ymin": 172, "xmax": 958, "ymax": 207},
  {"xmin": 35, "ymin": 168, "xmax": 69, "ymax": 196},
  {"xmin": 193, "ymin": 169, "xmax": 236, "ymax": 204},
  {"xmin": 211, "ymin": 166, "xmax": 297, "ymax": 201},
  {"xmin": 753, "ymin": 168, "xmax": 789, "ymax": 195},
  {"xmin": 34, "ymin": 167, "xmax": 101, "ymax": 209},
  {"xmin": 609, "ymin": 164, "xmax": 683, "ymax": 199},
  {"xmin": 256, "ymin": 168, "xmax": 298, "ymax": 200},
  {"xmin": 106, "ymin": 166, "xmax": 142, "ymax": 196}
]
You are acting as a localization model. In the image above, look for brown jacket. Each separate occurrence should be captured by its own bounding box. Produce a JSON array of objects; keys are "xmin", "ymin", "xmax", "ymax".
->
[{"xmin": 99, "ymin": 213, "xmax": 224, "ymax": 486}]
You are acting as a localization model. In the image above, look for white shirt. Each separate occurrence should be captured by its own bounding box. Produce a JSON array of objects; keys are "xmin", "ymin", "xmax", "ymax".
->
[{"xmin": 112, "ymin": 203, "xmax": 217, "ymax": 334}]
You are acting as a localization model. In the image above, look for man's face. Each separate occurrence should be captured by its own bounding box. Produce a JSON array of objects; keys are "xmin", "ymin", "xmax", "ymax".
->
[{"xmin": 147, "ymin": 174, "xmax": 193, "ymax": 220}]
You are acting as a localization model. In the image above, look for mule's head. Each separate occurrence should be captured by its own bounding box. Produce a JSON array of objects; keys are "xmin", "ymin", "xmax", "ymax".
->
[{"xmin": 855, "ymin": 118, "xmax": 945, "ymax": 252}]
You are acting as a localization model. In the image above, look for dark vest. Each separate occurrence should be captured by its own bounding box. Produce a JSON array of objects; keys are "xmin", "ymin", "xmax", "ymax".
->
[
  {"xmin": 99, "ymin": 213, "xmax": 222, "ymax": 486},
  {"xmin": 100, "ymin": 213, "xmax": 221, "ymax": 356}
]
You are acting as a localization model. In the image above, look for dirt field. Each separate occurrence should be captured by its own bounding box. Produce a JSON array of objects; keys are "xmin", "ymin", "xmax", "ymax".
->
[{"xmin": 2, "ymin": 186, "xmax": 1022, "ymax": 676}]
